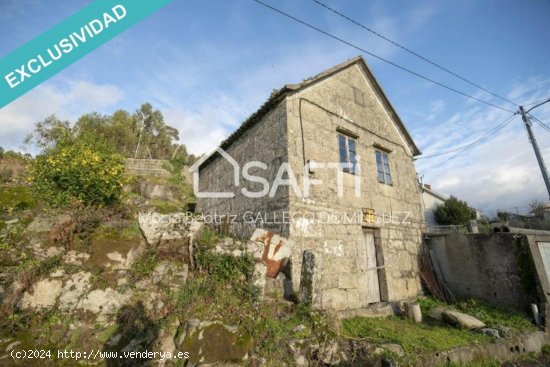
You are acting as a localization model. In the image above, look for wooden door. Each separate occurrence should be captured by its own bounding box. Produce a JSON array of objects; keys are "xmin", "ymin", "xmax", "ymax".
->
[{"xmin": 363, "ymin": 229, "xmax": 381, "ymax": 304}]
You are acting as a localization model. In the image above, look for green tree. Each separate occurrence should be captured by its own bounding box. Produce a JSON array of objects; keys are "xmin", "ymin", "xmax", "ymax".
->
[
  {"xmin": 134, "ymin": 103, "xmax": 179, "ymax": 159},
  {"xmin": 25, "ymin": 103, "xmax": 188, "ymax": 162},
  {"xmin": 529, "ymin": 199, "xmax": 545, "ymax": 220},
  {"xmin": 24, "ymin": 115, "xmax": 72, "ymax": 149},
  {"xmin": 434, "ymin": 196, "xmax": 477, "ymax": 226}
]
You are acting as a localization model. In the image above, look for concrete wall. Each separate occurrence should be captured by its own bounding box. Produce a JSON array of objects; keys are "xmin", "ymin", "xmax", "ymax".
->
[
  {"xmin": 284, "ymin": 63, "xmax": 425, "ymax": 309},
  {"xmin": 426, "ymin": 233, "xmax": 543, "ymax": 312}
]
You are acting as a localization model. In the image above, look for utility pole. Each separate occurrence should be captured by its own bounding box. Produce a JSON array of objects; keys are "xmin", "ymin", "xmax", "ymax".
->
[
  {"xmin": 134, "ymin": 112, "xmax": 150, "ymax": 159},
  {"xmin": 519, "ymin": 105, "xmax": 550, "ymax": 200}
]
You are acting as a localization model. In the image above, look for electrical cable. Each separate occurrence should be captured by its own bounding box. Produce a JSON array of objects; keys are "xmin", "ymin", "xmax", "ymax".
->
[
  {"xmin": 252, "ymin": 0, "xmax": 516, "ymax": 114},
  {"xmin": 416, "ymin": 113, "xmax": 518, "ymax": 159},
  {"xmin": 311, "ymin": 0, "xmax": 518, "ymax": 107},
  {"xmin": 419, "ymin": 113, "xmax": 518, "ymax": 175}
]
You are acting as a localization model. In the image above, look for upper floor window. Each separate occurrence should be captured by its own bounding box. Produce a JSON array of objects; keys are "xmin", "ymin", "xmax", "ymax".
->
[
  {"xmin": 338, "ymin": 134, "xmax": 357, "ymax": 175},
  {"xmin": 375, "ymin": 150, "xmax": 392, "ymax": 185}
]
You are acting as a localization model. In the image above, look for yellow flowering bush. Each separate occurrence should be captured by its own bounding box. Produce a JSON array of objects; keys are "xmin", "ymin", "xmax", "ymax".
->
[{"xmin": 29, "ymin": 141, "xmax": 126, "ymax": 207}]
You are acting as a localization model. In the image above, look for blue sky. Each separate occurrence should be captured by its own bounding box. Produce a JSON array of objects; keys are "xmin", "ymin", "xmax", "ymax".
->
[{"xmin": 1, "ymin": 0, "xmax": 549, "ymax": 214}]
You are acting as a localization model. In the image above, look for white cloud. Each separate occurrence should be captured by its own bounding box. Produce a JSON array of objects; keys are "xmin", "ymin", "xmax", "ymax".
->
[
  {"xmin": 426, "ymin": 99, "xmax": 445, "ymax": 121},
  {"xmin": 135, "ymin": 39, "xmax": 356, "ymax": 155},
  {"xmin": 415, "ymin": 79, "xmax": 550, "ymax": 215},
  {"xmin": 0, "ymin": 79, "xmax": 124, "ymax": 152}
]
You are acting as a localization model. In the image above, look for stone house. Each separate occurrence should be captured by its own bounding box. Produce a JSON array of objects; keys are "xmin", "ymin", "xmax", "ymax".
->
[{"xmin": 195, "ymin": 56, "xmax": 426, "ymax": 314}]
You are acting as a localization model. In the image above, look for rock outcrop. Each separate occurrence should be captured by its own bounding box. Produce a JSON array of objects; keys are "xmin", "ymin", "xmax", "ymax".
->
[{"xmin": 442, "ymin": 310, "xmax": 486, "ymax": 330}]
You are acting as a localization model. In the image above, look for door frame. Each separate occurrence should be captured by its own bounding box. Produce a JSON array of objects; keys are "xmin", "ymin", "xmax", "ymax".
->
[{"xmin": 362, "ymin": 226, "xmax": 389, "ymax": 303}]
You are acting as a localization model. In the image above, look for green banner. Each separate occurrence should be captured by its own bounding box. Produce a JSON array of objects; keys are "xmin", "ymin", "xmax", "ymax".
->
[{"xmin": 0, "ymin": 0, "xmax": 171, "ymax": 109}]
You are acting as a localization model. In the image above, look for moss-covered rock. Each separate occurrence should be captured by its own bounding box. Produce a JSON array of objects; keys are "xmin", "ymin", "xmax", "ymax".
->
[{"xmin": 177, "ymin": 319, "xmax": 253, "ymax": 365}]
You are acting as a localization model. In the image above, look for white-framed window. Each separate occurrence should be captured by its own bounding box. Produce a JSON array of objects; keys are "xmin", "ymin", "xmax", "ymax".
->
[
  {"xmin": 338, "ymin": 134, "xmax": 357, "ymax": 175},
  {"xmin": 375, "ymin": 150, "xmax": 392, "ymax": 185}
]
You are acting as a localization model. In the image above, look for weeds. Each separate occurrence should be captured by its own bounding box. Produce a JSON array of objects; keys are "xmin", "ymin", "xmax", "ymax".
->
[
  {"xmin": 130, "ymin": 249, "xmax": 159, "ymax": 280},
  {"xmin": 0, "ymin": 185, "xmax": 37, "ymax": 214},
  {"xmin": 342, "ymin": 316, "xmax": 489, "ymax": 356},
  {"xmin": 418, "ymin": 297, "xmax": 536, "ymax": 333}
]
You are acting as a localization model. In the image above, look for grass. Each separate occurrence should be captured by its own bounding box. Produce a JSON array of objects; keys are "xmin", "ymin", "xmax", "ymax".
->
[
  {"xmin": 148, "ymin": 198, "xmax": 186, "ymax": 214},
  {"xmin": 0, "ymin": 185, "xmax": 37, "ymax": 214},
  {"xmin": 130, "ymin": 249, "xmax": 159, "ymax": 279},
  {"xmin": 419, "ymin": 297, "xmax": 536, "ymax": 333},
  {"xmin": 165, "ymin": 227, "xmax": 332, "ymax": 364},
  {"xmin": 342, "ymin": 316, "xmax": 489, "ymax": 355},
  {"xmin": 93, "ymin": 219, "xmax": 141, "ymax": 240},
  {"xmin": 342, "ymin": 298, "xmax": 537, "ymax": 366},
  {"xmin": 120, "ymin": 220, "xmax": 141, "ymax": 238}
]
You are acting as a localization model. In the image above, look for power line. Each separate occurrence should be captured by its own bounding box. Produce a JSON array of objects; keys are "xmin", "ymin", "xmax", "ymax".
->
[
  {"xmin": 416, "ymin": 112, "xmax": 518, "ymax": 160},
  {"xmin": 419, "ymin": 113, "xmax": 518, "ymax": 175},
  {"xmin": 525, "ymin": 97, "xmax": 550, "ymax": 108},
  {"xmin": 535, "ymin": 120, "xmax": 550, "ymax": 134},
  {"xmin": 529, "ymin": 114, "xmax": 550, "ymax": 134},
  {"xmin": 526, "ymin": 98, "xmax": 550, "ymax": 113},
  {"xmin": 310, "ymin": 0, "xmax": 518, "ymax": 108},
  {"xmin": 253, "ymin": 0, "xmax": 516, "ymax": 114}
]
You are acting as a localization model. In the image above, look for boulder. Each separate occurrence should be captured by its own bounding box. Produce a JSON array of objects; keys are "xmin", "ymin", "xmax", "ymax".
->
[
  {"xmin": 138, "ymin": 212, "xmax": 192, "ymax": 246},
  {"xmin": 250, "ymin": 228, "xmax": 292, "ymax": 278},
  {"xmin": 139, "ymin": 181, "xmax": 177, "ymax": 201},
  {"xmin": 287, "ymin": 338, "xmax": 313, "ymax": 367},
  {"xmin": 28, "ymin": 240, "xmax": 63, "ymax": 260},
  {"xmin": 381, "ymin": 343, "xmax": 405, "ymax": 357},
  {"xmin": 58, "ymin": 271, "xmax": 92, "ymax": 311},
  {"xmin": 20, "ymin": 278, "xmax": 63, "ymax": 309},
  {"xmin": 152, "ymin": 261, "xmax": 188, "ymax": 288},
  {"xmin": 496, "ymin": 325, "xmax": 513, "ymax": 338},
  {"xmin": 79, "ymin": 288, "xmax": 130, "ymax": 320},
  {"xmin": 138, "ymin": 212, "xmax": 200, "ymax": 265},
  {"xmin": 177, "ymin": 320, "xmax": 253, "ymax": 365},
  {"xmin": 318, "ymin": 339, "xmax": 346, "ymax": 365},
  {"xmin": 442, "ymin": 310, "xmax": 486, "ymax": 330},
  {"xmin": 264, "ymin": 274, "xmax": 285, "ymax": 300},
  {"xmin": 427, "ymin": 307, "xmax": 447, "ymax": 321},
  {"xmin": 63, "ymin": 251, "xmax": 90, "ymax": 266},
  {"xmin": 26, "ymin": 213, "xmax": 71, "ymax": 233},
  {"xmin": 152, "ymin": 318, "xmax": 179, "ymax": 367},
  {"xmin": 479, "ymin": 328, "xmax": 500, "ymax": 338}
]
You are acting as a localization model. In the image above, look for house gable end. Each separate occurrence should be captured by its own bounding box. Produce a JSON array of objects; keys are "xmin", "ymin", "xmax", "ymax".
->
[{"xmin": 285, "ymin": 58, "xmax": 419, "ymax": 157}]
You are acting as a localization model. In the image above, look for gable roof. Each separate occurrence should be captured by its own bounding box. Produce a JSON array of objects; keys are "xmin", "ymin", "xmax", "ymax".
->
[
  {"xmin": 421, "ymin": 184, "xmax": 481, "ymax": 212},
  {"xmin": 199, "ymin": 56, "xmax": 421, "ymax": 169},
  {"xmin": 421, "ymin": 185, "xmax": 448, "ymax": 202}
]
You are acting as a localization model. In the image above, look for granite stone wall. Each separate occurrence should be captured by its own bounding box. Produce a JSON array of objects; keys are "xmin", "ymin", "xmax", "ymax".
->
[
  {"xmin": 284, "ymin": 63, "xmax": 425, "ymax": 310},
  {"xmin": 195, "ymin": 102, "xmax": 290, "ymax": 239},
  {"xmin": 125, "ymin": 158, "xmax": 171, "ymax": 178}
]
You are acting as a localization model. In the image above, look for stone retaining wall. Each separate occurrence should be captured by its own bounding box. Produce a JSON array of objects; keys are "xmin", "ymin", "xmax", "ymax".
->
[{"xmin": 125, "ymin": 158, "xmax": 171, "ymax": 178}]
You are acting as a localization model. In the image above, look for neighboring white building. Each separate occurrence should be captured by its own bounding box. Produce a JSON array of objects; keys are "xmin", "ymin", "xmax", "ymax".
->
[
  {"xmin": 543, "ymin": 202, "xmax": 550, "ymax": 221},
  {"xmin": 421, "ymin": 184, "xmax": 480, "ymax": 228}
]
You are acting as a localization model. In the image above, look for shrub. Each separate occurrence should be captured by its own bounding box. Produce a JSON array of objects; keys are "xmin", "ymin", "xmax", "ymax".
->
[
  {"xmin": 29, "ymin": 141, "xmax": 126, "ymax": 207},
  {"xmin": 0, "ymin": 168, "xmax": 13, "ymax": 183},
  {"xmin": 435, "ymin": 196, "xmax": 477, "ymax": 226}
]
